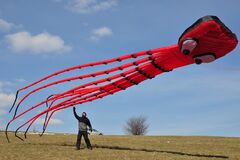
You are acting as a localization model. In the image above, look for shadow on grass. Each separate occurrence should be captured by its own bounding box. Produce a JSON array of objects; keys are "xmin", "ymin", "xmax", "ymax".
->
[
  {"xmin": 27, "ymin": 142, "xmax": 228, "ymax": 159},
  {"xmin": 93, "ymin": 144, "xmax": 228, "ymax": 159}
]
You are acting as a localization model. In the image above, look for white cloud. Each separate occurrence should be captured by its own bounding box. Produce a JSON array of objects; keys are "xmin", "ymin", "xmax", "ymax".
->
[
  {"xmin": 0, "ymin": 93, "xmax": 15, "ymax": 109},
  {"xmin": 0, "ymin": 80, "xmax": 25, "ymax": 115},
  {"xmin": 0, "ymin": 81, "xmax": 15, "ymax": 91},
  {"xmin": 35, "ymin": 118, "xmax": 63, "ymax": 125},
  {"xmin": 67, "ymin": 0, "xmax": 117, "ymax": 14},
  {"xmin": 0, "ymin": 79, "xmax": 25, "ymax": 92},
  {"xmin": 5, "ymin": 31, "xmax": 71, "ymax": 54},
  {"xmin": 0, "ymin": 18, "xmax": 15, "ymax": 32},
  {"xmin": 0, "ymin": 92, "xmax": 15, "ymax": 116},
  {"xmin": 90, "ymin": 26, "xmax": 113, "ymax": 40}
]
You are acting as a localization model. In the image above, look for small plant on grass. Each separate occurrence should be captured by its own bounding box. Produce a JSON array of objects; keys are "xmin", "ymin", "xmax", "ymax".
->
[{"xmin": 124, "ymin": 116, "xmax": 149, "ymax": 135}]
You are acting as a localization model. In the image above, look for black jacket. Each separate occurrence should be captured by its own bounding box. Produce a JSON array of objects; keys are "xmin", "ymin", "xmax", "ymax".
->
[{"xmin": 73, "ymin": 108, "xmax": 92, "ymax": 131}]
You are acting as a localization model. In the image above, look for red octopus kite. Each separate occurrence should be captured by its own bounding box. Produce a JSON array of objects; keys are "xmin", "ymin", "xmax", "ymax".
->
[{"xmin": 6, "ymin": 15, "xmax": 238, "ymax": 141}]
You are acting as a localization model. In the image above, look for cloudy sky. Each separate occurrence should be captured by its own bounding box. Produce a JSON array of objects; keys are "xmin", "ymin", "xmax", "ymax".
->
[{"xmin": 0, "ymin": 0, "xmax": 239, "ymax": 137}]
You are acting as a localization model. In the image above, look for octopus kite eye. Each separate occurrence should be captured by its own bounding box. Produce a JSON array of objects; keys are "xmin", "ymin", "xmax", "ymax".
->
[
  {"xmin": 193, "ymin": 53, "xmax": 216, "ymax": 65},
  {"xmin": 181, "ymin": 38, "xmax": 198, "ymax": 55}
]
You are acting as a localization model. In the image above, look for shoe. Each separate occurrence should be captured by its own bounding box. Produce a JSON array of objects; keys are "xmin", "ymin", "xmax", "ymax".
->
[
  {"xmin": 87, "ymin": 146, "xmax": 92, "ymax": 150},
  {"xmin": 76, "ymin": 148, "xmax": 80, "ymax": 150}
]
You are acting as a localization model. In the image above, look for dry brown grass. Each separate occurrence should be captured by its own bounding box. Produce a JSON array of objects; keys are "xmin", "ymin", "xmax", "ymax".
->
[{"xmin": 0, "ymin": 132, "xmax": 240, "ymax": 160}]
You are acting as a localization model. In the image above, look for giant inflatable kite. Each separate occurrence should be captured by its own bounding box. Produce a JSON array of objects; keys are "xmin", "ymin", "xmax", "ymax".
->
[{"xmin": 6, "ymin": 16, "xmax": 238, "ymax": 141}]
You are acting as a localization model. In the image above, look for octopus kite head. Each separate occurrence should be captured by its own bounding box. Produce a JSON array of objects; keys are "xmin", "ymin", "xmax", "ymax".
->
[{"xmin": 178, "ymin": 15, "xmax": 238, "ymax": 65}]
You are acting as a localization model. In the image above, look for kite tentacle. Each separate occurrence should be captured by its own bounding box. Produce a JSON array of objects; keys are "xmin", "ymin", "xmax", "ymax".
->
[
  {"xmin": 11, "ymin": 45, "xmax": 178, "ymax": 116},
  {"xmin": 9, "ymin": 91, "xmax": 19, "ymax": 113},
  {"xmin": 17, "ymin": 88, "xmax": 106, "ymax": 140},
  {"xmin": 7, "ymin": 50, "xmax": 176, "ymax": 142},
  {"xmin": 10, "ymin": 48, "xmax": 161, "ymax": 113},
  {"xmin": 13, "ymin": 48, "xmax": 180, "ymax": 141},
  {"xmin": 11, "ymin": 51, "xmax": 163, "ymax": 119},
  {"xmin": 10, "ymin": 67, "xmax": 137, "ymax": 125},
  {"xmin": 17, "ymin": 58, "xmax": 166, "ymax": 137},
  {"xmin": 7, "ymin": 48, "xmax": 175, "ymax": 141},
  {"xmin": 18, "ymin": 50, "xmax": 154, "ymax": 91},
  {"xmin": 6, "ymin": 60, "xmax": 150, "ymax": 140},
  {"xmin": 23, "ymin": 59, "xmax": 169, "ymax": 136},
  {"xmin": 42, "ymin": 63, "xmax": 168, "ymax": 132},
  {"xmin": 39, "ymin": 95, "xmax": 53, "ymax": 137},
  {"xmin": 21, "ymin": 60, "xmax": 172, "ymax": 139}
]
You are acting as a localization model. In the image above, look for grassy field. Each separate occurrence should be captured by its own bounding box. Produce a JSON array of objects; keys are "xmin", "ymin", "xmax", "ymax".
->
[{"xmin": 0, "ymin": 132, "xmax": 240, "ymax": 160}]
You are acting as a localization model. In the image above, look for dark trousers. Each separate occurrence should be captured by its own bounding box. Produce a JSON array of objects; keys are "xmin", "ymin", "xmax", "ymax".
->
[{"xmin": 76, "ymin": 130, "xmax": 92, "ymax": 149}]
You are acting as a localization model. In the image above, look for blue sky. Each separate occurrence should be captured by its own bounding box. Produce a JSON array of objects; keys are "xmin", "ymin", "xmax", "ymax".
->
[{"xmin": 0, "ymin": 0, "xmax": 239, "ymax": 137}]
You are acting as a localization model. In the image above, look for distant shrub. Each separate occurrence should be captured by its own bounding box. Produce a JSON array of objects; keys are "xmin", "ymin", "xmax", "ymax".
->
[{"xmin": 124, "ymin": 116, "xmax": 149, "ymax": 135}]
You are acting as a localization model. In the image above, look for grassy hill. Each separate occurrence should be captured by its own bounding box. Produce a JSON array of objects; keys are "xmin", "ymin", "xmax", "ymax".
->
[{"xmin": 0, "ymin": 132, "xmax": 240, "ymax": 160}]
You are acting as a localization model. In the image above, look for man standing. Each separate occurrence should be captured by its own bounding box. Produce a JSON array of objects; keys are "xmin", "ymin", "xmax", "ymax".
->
[{"xmin": 73, "ymin": 107, "xmax": 93, "ymax": 150}]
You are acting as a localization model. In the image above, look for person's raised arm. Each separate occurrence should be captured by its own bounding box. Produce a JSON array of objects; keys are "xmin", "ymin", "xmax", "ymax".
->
[{"xmin": 73, "ymin": 107, "xmax": 80, "ymax": 120}]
